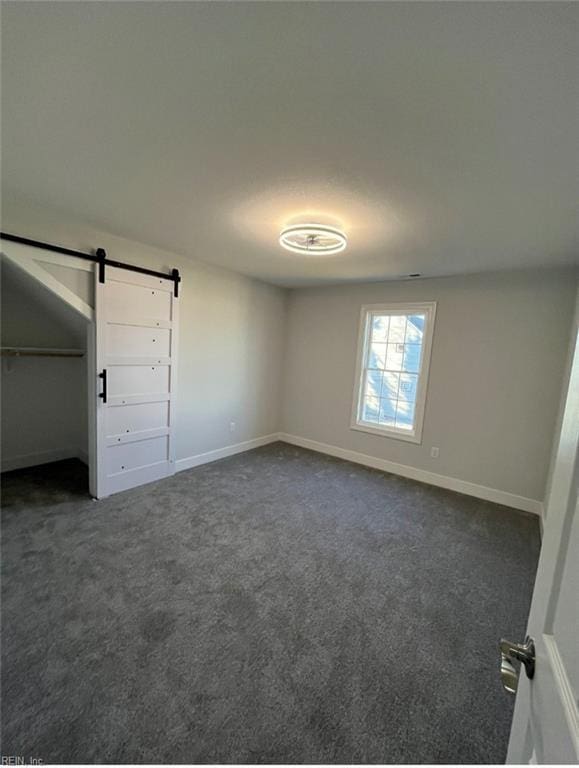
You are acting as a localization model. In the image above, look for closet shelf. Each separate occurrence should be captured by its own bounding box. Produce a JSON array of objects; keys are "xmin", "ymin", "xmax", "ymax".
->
[{"xmin": 1, "ymin": 346, "xmax": 85, "ymax": 358}]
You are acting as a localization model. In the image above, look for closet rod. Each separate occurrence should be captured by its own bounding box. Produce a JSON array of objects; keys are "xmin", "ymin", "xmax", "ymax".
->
[
  {"xmin": 1, "ymin": 347, "xmax": 85, "ymax": 358},
  {"xmin": 0, "ymin": 231, "xmax": 181, "ymax": 297}
]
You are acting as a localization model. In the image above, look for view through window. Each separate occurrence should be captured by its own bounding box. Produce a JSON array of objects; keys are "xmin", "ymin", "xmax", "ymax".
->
[{"xmin": 352, "ymin": 303, "xmax": 436, "ymax": 442}]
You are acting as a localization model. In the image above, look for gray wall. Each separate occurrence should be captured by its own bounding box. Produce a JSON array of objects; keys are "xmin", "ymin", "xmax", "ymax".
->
[
  {"xmin": 281, "ymin": 269, "xmax": 578, "ymax": 501},
  {"xmin": 2, "ymin": 200, "xmax": 287, "ymax": 467}
]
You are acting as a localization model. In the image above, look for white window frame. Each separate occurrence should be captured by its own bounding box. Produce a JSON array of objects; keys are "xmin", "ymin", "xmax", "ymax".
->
[{"xmin": 350, "ymin": 301, "xmax": 436, "ymax": 444}]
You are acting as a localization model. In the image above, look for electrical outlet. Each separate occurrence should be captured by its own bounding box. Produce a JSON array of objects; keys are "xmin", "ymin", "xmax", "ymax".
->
[
  {"xmin": 430, "ymin": 446, "xmax": 439, "ymax": 458},
  {"xmin": 229, "ymin": 421, "xmax": 236, "ymax": 433}
]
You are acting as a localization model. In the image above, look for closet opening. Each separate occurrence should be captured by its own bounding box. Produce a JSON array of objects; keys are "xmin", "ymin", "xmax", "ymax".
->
[{"xmin": 1, "ymin": 255, "xmax": 92, "ymax": 503}]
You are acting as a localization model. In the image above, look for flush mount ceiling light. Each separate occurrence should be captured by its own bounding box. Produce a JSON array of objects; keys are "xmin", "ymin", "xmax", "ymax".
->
[{"xmin": 279, "ymin": 224, "xmax": 347, "ymax": 255}]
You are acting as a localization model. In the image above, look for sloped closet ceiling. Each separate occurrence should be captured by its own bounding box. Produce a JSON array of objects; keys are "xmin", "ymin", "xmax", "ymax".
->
[{"xmin": 1, "ymin": 260, "xmax": 87, "ymax": 349}]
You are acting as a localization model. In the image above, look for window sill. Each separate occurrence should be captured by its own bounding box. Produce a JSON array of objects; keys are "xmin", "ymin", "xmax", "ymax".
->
[{"xmin": 350, "ymin": 421, "xmax": 422, "ymax": 444}]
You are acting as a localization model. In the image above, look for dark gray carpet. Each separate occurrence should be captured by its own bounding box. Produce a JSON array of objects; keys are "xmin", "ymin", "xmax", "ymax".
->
[{"xmin": 1, "ymin": 442, "xmax": 540, "ymax": 764}]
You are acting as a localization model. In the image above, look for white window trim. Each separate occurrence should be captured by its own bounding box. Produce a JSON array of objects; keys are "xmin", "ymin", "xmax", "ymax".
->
[{"xmin": 350, "ymin": 301, "xmax": 437, "ymax": 444}]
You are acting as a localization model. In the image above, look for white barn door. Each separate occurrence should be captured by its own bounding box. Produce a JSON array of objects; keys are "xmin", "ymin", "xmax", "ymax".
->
[{"xmin": 94, "ymin": 265, "xmax": 178, "ymax": 498}]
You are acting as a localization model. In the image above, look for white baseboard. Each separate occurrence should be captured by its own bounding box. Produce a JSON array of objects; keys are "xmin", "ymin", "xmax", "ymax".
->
[
  {"xmin": 1, "ymin": 448, "xmax": 80, "ymax": 473},
  {"xmin": 278, "ymin": 432, "xmax": 543, "ymax": 516},
  {"xmin": 4, "ymin": 435, "xmax": 543, "ymax": 518},
  {"xmin": 175, "ymin": 433, "xmax": 280, "ymax": 473}
]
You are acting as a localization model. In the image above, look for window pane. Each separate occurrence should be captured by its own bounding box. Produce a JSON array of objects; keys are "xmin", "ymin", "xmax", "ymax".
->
[
  {"xmin": 356, "ymin": 305, "xmax": 433, "ymax": 437},
  {"xmin": 395, "ymin": 399, "xmax": 415, "ymax": 429},
  {"xmin": 386, "ymin": 342, "xmax": 404, "ymax": 371},
  {"xmin": 388, "ymin": 315, "xmax": 407, "ymax": 343},
  {"xmin": 371, "ymin": 315, "xmax": 389, "ymax": 342},
  {"xmin": 398, "ymin": 373, "xmax": 418, "ymax": 402},
  {"xmin": 406, "ymin": 314, "xmax": 425, "ymax": 343},
  {"xmin": 382, "ymin": 371, "xmax": 400, "ymax": 400},
  {"xmin": 379, "ymin": 397, "xmax": 396, "ymax": 426},
  {"xmin": 362, "ymin": 396, "xmax": 379, "ymax": 424},
  {"xmin": 402, "ymin": 343, "xmax": 421, "ymax": 373},
  {"xmin": 364, "ymin": 368, "xmax": 383, "ymax": 399},
  {"xmin": 368, "ymin": 342, "xmax": 387, "ymax": 369}
]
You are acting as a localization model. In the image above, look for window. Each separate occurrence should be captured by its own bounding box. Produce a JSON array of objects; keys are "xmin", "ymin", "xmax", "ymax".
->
[{"xmin": 351, "ymin": 302, "xmax": 436, "ymax": 443}]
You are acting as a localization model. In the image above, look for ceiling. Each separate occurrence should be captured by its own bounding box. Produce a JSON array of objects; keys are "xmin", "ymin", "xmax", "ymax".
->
[{"xmin": 2, "ymin": 1, "xmax": 577, "ymax": 287}]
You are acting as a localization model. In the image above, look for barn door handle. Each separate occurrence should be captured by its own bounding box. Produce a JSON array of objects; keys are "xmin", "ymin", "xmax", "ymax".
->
[{"xmin": 98, "ymin": 369, "xmax": 107, "ymax": 403}]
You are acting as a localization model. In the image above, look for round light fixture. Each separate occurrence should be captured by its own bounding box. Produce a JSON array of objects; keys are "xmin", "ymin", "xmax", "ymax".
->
[{"xmin": 279, "ymin": 224, "xmax": 347, "ymax": 255}]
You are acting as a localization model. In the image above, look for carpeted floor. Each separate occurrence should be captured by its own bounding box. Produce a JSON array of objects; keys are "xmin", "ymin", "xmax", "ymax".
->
[{"xmin": 1, "ymin": 442, "xmax": 540, "ymax": 764}]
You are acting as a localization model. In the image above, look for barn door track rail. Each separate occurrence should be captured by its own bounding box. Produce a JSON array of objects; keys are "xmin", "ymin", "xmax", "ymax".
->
[{"xmin": 1, "ymin": 231, "xmax": 181, "ymax": 297}]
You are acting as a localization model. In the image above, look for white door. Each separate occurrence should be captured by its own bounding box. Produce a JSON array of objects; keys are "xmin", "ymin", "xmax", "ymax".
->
[
  {"xmin": 94, "ymin": 265, "xmax": 179, "ymax": 498},
  {"xmin": 506, "ymin": 324, "xmax": 579, "ymax": 764}
]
